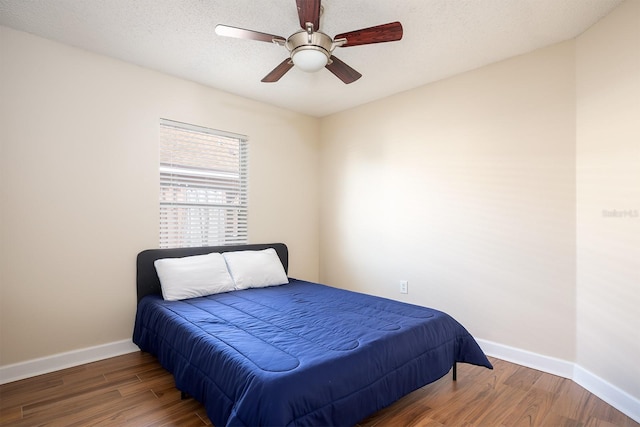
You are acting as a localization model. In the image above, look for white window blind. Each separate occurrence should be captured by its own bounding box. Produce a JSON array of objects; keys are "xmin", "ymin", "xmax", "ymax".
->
[{"xmin": 159, "ymin": 119, "xmax": 248, "ymax": 248}]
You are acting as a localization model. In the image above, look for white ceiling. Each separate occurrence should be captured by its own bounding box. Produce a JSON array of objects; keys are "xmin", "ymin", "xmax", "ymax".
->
[{"xmin": 0, "ymin": 0, "xmax": 624, "ymax": 117}]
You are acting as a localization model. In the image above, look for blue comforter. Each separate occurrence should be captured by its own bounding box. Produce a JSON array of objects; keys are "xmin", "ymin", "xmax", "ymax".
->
[{"xmin": 133, "ymin": 279, "xmax": 492, "ymax": 426}]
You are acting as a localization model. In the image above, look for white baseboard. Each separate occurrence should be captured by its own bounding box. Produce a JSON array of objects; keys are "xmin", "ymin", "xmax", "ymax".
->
[
  {"xmin": 573, "ymin": 364, "xmax": 640, "ymax": 424},
  {"xmin": 476, "ymin": 338, "xmax": 575, "ymax": 379},
  {"xmin": 476, "ymin": 338, "xmax": 640, "ymax": 424},
  {"xmin": 0, "ymin": 339, "xmax": 139, "ymax": 385}
]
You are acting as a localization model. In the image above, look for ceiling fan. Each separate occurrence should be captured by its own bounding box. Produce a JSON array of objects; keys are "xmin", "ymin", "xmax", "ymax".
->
[{"xmin": 215, "ymin": 0, "xmax": 403, "ymax": 84}]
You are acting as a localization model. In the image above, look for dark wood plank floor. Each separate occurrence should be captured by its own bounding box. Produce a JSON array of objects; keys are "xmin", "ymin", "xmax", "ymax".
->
[{"xmin": 1, "ymin": 352, "xmax": 637, "ymax": 426}]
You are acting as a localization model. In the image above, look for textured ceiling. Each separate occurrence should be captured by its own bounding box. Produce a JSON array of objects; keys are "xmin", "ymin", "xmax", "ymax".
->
[{"xmin": 0, "ymin": 0, "xmax": 625, "ymax": 117}]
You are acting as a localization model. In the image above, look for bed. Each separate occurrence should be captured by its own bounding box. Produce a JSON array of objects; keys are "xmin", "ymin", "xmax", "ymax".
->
[{"xmin": 133, "ymin": 243, "xmax": 492, "ymax": 426}]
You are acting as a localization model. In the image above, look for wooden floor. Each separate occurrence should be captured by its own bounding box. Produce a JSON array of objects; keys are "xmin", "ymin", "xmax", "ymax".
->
[{"xmin": 1, "ymin": 352, "xmax": 637, "ymax": 427}]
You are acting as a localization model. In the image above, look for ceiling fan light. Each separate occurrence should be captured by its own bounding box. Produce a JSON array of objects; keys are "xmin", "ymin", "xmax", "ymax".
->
[{"xmin": 291, "ymin": 47, "xmax": 329, "ymax": 72}]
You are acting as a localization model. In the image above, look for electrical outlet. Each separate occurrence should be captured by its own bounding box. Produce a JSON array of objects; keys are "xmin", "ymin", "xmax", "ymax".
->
[{"xmin": 400, "ymin": 280, "xmax": 408, "ymax": 294}]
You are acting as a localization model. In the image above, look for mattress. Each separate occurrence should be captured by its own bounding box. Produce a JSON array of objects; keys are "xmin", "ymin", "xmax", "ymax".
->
[{"xmin": 133, "ymin": 279, "xmax": 492, "ymax": 426}]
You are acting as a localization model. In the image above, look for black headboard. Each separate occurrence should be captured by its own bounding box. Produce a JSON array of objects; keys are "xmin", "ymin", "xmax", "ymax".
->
[{"xmin": 136, "ymin": 243, "xmax": 288, "ymax": 303}]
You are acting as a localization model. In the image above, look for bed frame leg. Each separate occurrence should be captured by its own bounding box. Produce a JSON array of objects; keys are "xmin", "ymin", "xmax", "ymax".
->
[
  {"xmin": 452, "ymin": 362, "xmax": 457, "ymax": 381},
  {"xmin": 181, "ymin": 391, "xmax": 191, "ymax": 400}
]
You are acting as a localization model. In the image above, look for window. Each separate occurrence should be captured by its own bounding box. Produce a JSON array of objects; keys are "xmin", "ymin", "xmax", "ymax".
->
[{"xmin": 159, "ymin": 119, "xmax": 248, "ymax": 248}]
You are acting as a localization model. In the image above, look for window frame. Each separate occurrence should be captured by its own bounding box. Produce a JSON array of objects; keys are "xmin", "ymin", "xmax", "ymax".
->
[{"xmin": 159, "ymin": 118, "xmax": 248, "ymax": 248}]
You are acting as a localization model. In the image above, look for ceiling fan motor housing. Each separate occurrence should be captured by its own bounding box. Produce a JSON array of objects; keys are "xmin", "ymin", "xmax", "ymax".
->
[{"xmin": 286, "ymin": 30, "xmax": 334, "ymax": 71}]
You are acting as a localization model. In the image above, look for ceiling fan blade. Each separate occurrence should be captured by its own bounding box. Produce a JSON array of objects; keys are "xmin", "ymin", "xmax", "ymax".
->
[
  {"xmin": 335, "ymin": 21, "xmax": 403, "ymax": 47},
  {"xmin": 215, "ymin": 24, "xmax": 285, "ymax": 44},
  {"xmin": 261, "ymin": 59, "xmax": 294, "ymax": 83},
  {"xmin": 325, "ymin": 56, "xmax": 362, "ymax": 84},
  {"xmin": 296, "ymin": 0, "xmax": 321, "ymax": 30}
]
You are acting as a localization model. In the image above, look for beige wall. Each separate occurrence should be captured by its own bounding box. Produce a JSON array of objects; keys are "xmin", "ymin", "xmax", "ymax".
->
[
  {"xmin": 576, "ymin": 0, "xmax": 640, "ymax": 399},
  {"xmin": 319, "ymin": 41, "xmax": 577, "ymax": 361},
  {"xmin": 0, "ymin": 26, "xmax": 320, "ymax": 365}
]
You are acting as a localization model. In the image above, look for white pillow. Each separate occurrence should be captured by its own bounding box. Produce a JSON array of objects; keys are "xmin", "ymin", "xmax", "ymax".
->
[
  {"xmin": 223, "ymin": 248, "xmax": 289, "ymax": 290},
  {"xmin": 154, "ymin": 252, "xmax": 235, "ymax": 301}
]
